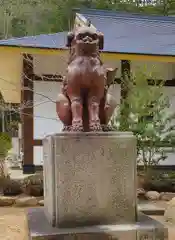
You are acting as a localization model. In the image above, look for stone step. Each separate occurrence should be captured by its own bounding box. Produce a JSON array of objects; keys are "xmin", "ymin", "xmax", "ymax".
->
[
  {"xmin": 138, "ymin": 201, "xmax": 166, "ymax": 216},
  {"xmin": 27, "ymin": 208, "xmax": 168, "ymax": 240}
]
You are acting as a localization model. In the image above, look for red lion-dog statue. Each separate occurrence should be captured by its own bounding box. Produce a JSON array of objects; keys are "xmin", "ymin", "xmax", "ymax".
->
[{"xmin": 56, "ymin": 25, "xmax": 117, "ymax": 132}]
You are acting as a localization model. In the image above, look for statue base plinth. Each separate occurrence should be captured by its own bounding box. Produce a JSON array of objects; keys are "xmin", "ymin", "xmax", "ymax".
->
[
  {"xmin": 43, "ymin": 132, "xmax": 137, "ymax": 227},
  {"xmin": 27, "ymin": 208, "xmax": 168, "ymax": 240}
]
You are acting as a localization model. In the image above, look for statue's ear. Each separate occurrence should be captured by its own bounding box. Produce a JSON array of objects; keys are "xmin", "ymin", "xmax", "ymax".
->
[
  {"xmin": 66, "ymin": 32, "xmax": 74, "ymax": 47},
  {"xmin": 98, "ymin": 32, "xmax": 104, "ymax": 50}
]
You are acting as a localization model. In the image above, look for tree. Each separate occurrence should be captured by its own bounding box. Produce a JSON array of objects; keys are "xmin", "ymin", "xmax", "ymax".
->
[
  {"xmin": 0, "ymin": 0, "xmax": 174, "ymax": 40},
  {"xmin": 110, "ymin": 69, "xmax": 175, "ymax": 172}
]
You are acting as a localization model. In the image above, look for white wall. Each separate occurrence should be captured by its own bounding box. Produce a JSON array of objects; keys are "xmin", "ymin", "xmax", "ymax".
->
[
  {"xmin": 33, "ymin": 84, "xmax": 175, "ymax": 166},
  {"xmin": 162, "ymin": 87, "xmax": 175, "ymax": 165},
  {"xmin": 33, "ymin": 53, "xmax": 68, "ymax": 76},
  {"xmin": 33, "ymin": 54, "xmax": 121, "ymax": 78},
  {"xmin": 32, "ymin": 55, "xmax": 175, "ymax": 166},
  {"xmin": 33, "ymin": 55, "xmax": 175, "ymax": 80},
  {"xmin": 173, "ymin": 63, "xmax": 175, "ymax": 78},
  {"xmin": 33, "ymin": 81, "xmax": 63, "ymax": 165},
  {"xmin": 10, "ymin": 137, "xmax": 20, "ymax": 158}
]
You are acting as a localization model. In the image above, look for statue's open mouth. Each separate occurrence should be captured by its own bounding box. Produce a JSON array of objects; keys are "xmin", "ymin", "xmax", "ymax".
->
[
  {"xmin": 83, "ymin": 41, "xmax": 94, "ymax": 45},
  {"xmin": 83, "ymin": 36, "xmax": 92, "ymax": 41},
  {"xmin": 77, "ymin": 39, "xmax": 96, "ymax": 46}
]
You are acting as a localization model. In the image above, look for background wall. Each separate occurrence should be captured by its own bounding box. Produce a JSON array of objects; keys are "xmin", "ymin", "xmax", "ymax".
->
[
  {"xmin": 0, "ymin": 51, "xmax": 22, "ymax": 103},
  {"xmin": 32, "ymin": 57, "xmax": 175, "ymax": 166},
  {"xmin": 131, "ymin": 61, "xmax": 175, "ymax": 80},
  {"xmin": 33, "ymin": 81, "xmax": 63, "ymax": 165},
  {"xmin": 33, "ymin": 55, "xmax": 175, "ymax": 80}
]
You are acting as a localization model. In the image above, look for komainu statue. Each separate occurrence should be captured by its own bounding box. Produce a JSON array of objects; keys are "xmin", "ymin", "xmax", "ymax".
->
[{"xmin": 56, "ymin": 25, "xmax": 117, "ymax": 132}]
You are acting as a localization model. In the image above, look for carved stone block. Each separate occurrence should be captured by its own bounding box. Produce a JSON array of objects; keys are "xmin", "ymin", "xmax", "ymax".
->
[{"xmin": 43, "ymin": 132, "xmax": 137, "ymax": 227}]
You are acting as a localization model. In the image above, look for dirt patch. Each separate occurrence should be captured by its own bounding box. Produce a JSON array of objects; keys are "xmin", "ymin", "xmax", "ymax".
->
[{"xmin": 0, "ymin": 207, "xmax": 28, "ymax": 240}]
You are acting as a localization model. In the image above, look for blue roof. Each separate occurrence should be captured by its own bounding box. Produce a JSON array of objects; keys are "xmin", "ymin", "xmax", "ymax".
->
[
  {"xmin": 0, "ymin": 9, "xmax": 174, "ymax": 56},
  {"xmin": 79, "ymin": 9, "xmax": 175, "ymax": 56},
  {"xmin": 0, "ymin": 32, "xmax": 67, "ymax": 49}
]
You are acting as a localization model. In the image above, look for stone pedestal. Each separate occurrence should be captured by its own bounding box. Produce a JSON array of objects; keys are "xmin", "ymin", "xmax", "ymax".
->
[
  {"xmin": 43, "ymin": 132, "xmax": 137, "ymax": 227},
  {"xmin": 27, "ymin": 131, "xmax": 168, "ymax": 240}
]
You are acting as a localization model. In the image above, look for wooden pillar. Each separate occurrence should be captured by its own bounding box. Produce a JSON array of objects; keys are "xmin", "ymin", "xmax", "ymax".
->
[
  {"xmin": 120, "ymin": 60, "xmax": 131, "ymax": 130},
  {"xmin": 21, "ymin": 54, "xmax": 34, "ymax": 174}
]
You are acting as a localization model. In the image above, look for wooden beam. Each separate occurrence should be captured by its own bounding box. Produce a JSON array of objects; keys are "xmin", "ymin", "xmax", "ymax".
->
[
  {"xmin": 33, "ymin": 165, "xmax": 175, "ymax": 171},
  {"xmin": 32, "ymin": 75, "xmax": 175, "ymax": 86},
  {"xmin": 33, "ymin": 139, "xmax": 43, "ymax": 146},
  {"xmin": 121, "ymin": 60, "xmax": 130, "ymax": 100},
  {"xmin": 0, "ymin": 46, "xmax": 175, "ymax": 62},
  {"xmin": 115, "ymin": 78, "xmax": 175, "ymax": 86},
  {"xmin": 149, "ymin": 78, "xmax": 175, "ymax": 86},
  {"xmin": 138, "ymin": 165, "xmax": 175, "ymax": 171},
  {"xmin": 21, "ymin": 54, "xmax": 35, "ymax": 174},
  {"xmin": 33, "ymin": 74, "xmax": 63, "ymax": 82},
  {"xmin": 120, "ymin": 60, "xmax": 131, "ymax": 130}
]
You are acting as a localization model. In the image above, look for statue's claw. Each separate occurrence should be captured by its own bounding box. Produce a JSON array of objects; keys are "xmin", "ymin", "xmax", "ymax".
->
[
  {"xmin": 89, "ymin": 120, "xmax": 102, "ymax": 132},
  {"xmin": 101, "ymin": 125, "xmax": 114, "ymax": 132},
  {"xmin": 71, "ymin": 119, "xmax": 83, "ymax": 132},
  {"xmin": 62, "ymin": 126, "xmax": 72, "ymax": 132}
]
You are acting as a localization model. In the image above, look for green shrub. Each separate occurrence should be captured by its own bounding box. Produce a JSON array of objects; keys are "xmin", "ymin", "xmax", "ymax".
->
[
  {"xmin": 110, "ymin": 69, "xmax": 175, "ymax": 173},
  {"xmin": 0, "ymin": 132, "xmax": 12, "ymax": 158},
  {"xmin": 0, "ymin": 132, "xmax": 12, "ymax": 183}
]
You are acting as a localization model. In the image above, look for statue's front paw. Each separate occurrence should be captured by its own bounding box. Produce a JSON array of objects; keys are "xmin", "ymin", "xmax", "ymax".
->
[
  {"xmin": 62, "ymin": 126, "xmax": 72, "ymax": 132},
  {"xmin": 89, "ymin": 120, "xmax": 102, "ymax": 132},
  {"xmin": 101, "ymin": 125, "xmax": 114, "ymax": 132},
  {"xmin": 71, "ymin": 119, "xmax": 83, "ymax": 132}
]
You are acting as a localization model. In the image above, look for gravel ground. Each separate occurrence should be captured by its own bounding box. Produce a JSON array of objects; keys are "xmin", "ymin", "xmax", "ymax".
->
[
  {"xmin": 0, "ymin": 207, "xmax": 174, "ymax": 240},
  {"xmin": 151, "ymin": 215, "xmax": 175, "ymax": 240},
  {"xmin": 0, "ymin": 207, "xmax": 28, "ymax": 240}
]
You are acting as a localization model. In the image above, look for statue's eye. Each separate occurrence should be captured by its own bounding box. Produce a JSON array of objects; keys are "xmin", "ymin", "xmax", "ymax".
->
[
  {"xmin": 92, "ymin": 34, "xmax": 97, "ymax": 40},
  {"xmin": 77, "ymin": 34, "xmax": 83, "ymax": 39},
  {"xmin": 82, "ymin": 33, "xmax": 89, "ymax": 38}
]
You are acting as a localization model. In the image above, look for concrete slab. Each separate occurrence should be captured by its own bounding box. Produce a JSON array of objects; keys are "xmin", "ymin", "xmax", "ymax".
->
[
  {"xmin": 27, "ymin": 208, "xmax": 168, "ymax": 240},
  {"xmin": 139, "ymin": 201, "xmax": 166, "ymax": 216},
  {"xmin": 9, "ymin": 169, "xmax": 31, "ymax": 180}
]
